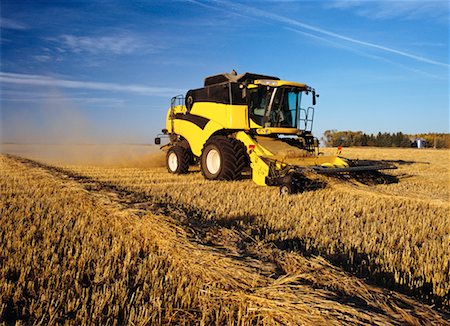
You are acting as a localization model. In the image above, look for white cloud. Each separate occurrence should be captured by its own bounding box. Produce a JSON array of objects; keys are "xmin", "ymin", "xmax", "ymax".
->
[
  {"xmin": 0, "ymin": 18, "xmax": 27, "ymax": 30},
  {"xmin": 43, "ymin": 32, "xmax": 164, "ymax": 62},
  {"xmin": 57, "ymin": 34, "xmax": 140, "ymax": 55},
  {"xmin": 0, "ymin": 72, "xmax": 183, "ymax": 96},
  {"xmin": 195, "ymin": 0, "xmax": 448, "ymax": 68},
  {"xmin": 33, "ymin": 55, "xmax": 52, "ymax": 62},
  {"xmin": 324, "ymin": 1, "xmax": 364, "ymax": 10}
]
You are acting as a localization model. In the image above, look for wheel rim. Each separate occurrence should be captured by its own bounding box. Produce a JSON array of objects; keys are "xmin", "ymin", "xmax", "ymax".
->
[
  {"xmin": 206, "ymin": 149, "xmax": 221, "ymax": 175},
  {"xmin": 280, "ymin": 185, "xmax": 289, "ymax": 195},
  {"xmin": 168, "ymin": 152, "xmax": 178, "ymax": 172}
]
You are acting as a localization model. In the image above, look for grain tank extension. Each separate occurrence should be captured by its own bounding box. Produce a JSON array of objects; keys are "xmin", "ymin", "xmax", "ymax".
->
[{"xmin": 155, "ymin": 71, "xmax": 396, "ymax": 194}]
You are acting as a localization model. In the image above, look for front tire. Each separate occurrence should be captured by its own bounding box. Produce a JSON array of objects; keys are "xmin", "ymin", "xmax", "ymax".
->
[
  {"xmin": 200, "ymin": 136, "xmax": 247, "ymax": 180},
  {"xmin": 166, "ymin": 146, "xmax": 190, "ymax": 174},
  {"xmin": 200, "ymin": 136, "xmax": 246, "ymax": 180}
]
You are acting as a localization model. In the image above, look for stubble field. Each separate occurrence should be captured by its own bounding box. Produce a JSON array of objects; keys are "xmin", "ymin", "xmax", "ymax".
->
[{"xmin": 1, "ymin": 146, "xmax": 449, "ymax": 325}]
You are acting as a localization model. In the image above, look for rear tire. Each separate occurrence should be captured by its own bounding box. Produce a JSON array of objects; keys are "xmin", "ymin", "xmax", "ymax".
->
[
  {"xmin": 166, "ymin": 146, "xmax": 190, "ymax": 174},
  {"xmin": 201, "ymin": 136, "xmax": 246, "ymax": 180}
]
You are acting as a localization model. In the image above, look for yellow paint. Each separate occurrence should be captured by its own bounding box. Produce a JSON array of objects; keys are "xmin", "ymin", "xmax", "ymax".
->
[
  {"xmin": 234, "ymin": 131, "xmax": 351, "ymax": 184},
  {"xmin": 269, "ymin": 155, "xmax": 349, "ymax": 168},
  {"xmin": 166, "ymin": 103, "xmax": 249, "ymax": 157},
  {"xmin": 256, "ymin": 127, "xmax": 298, "ymax": 135},
  {"xmin": 249, "ymin": 119, "xmax": 262, "ymax": 129},
  {"xmin": 251, "ymin": 154, "xmax": 270, "ymax": 186},
  {"xmin": 234, "ymin": 132, "xmax": 273, "ymax": 185}
]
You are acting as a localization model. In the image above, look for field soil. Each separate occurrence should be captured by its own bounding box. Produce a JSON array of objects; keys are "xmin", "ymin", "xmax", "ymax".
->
[{"xmin": 1, "ymin": 146, "xmax": 449, "ymax": 324}]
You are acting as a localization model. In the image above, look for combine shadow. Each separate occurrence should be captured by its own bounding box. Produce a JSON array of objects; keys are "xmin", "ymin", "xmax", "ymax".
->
[
  {"xmin": 381, "ymin": 159, "xmax": 430, "ymax": 166},
  {"xmin": 351, "ymin": 171, "xmax": 399, "ymax": 185},
  {"xmin": 326, "ymin": 158, "xmax": 433, "ymax": 186},
  {"xmin": 331, "ymin": 171, "xmax": 399, "ymax": 186},
  {"xmin": 297, "ymin": 176, "xmax": 328, "ymax": 192}
]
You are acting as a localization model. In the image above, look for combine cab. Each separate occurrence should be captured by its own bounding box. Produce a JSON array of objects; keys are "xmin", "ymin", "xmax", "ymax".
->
[{"xmin": 155, "ymin": 71, "xmax": 396, "ymax": 193}]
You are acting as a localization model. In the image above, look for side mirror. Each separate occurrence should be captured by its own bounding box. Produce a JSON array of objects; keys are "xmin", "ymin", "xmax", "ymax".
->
[
  {"xmin": 154, "ymin": 137, "xmax": 161, "ymax": 145},
  {"xmin": 312, "ymin": 91, "xmax": 316, "ymax": 106}
]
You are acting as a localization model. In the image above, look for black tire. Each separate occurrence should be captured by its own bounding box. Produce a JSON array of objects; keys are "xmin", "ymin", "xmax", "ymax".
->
[
  {"xmin": 201, "ymin": 136, "xmax": 247, "ymax": 180},
  {"xmin": 166, "ymin": 146, "xmax": 190, "ymax": 174},
  {"xmin": 280, "ymin": 184, "xmax": 295, "ymax": 195},
  {"xmin": 279, "ymin": 174, "xmax": 296, "ymax": 195},
  {"xmin": 229, "ymin": 138, "xmax": 248, "ymax": 178}
]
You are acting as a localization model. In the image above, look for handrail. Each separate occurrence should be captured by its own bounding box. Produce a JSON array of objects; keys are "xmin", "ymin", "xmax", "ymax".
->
[
  {"xmin": 171, "ymin": 95, "xmax": 184, "ymax": 109},
  {"xmin": 299, "ymin": 107, "xmax": 314, "ymax": 132},
  {"xmin": 170, "ymin": 95, "xmax": 185, "ymax": 134}
]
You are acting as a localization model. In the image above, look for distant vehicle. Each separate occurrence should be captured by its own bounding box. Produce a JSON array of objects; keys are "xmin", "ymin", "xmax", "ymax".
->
[
  {"xmin": 411, "ymin": 138, "xmax": 427, "ymax": 148},
  {"xmin": 155, "ymin": 71, "xmax": 396, "ymax": 194}
]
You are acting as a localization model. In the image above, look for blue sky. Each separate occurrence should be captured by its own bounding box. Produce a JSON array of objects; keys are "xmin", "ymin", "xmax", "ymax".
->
[{"xmin": 1, "ymin": 0, "xmax": 449, "ymax": 144}]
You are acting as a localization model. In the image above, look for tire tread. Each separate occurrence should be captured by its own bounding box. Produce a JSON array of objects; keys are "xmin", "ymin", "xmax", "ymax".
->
[
  {"xmin": 166, "ymin": 146, "xmax": 190, "ymax": 174},
  {"xmin": 201, "ymin": 136, "xmax": 248, "ymax": 180}
]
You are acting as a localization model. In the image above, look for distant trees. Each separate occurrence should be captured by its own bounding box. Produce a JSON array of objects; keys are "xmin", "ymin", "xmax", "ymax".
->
[{"xmin": 322, "ymin": 130, "xmax": 450, "ymax": 148}]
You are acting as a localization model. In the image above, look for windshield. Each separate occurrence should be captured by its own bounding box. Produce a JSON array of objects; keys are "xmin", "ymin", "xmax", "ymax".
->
[{"xmin": 248, "ymin": 86, "xmax": 306, "ymax": 129}]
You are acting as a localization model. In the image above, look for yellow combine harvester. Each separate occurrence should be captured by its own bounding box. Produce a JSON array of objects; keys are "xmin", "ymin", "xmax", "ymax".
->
[{"xmin": 155, "ymin": 71, "xmax": 396, "ymax": 194}]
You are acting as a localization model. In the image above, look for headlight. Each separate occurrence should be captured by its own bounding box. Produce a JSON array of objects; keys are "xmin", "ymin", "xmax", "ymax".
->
[{"xmin": 256, "ymin": 79, "xmax": 278, "ymax": 87}]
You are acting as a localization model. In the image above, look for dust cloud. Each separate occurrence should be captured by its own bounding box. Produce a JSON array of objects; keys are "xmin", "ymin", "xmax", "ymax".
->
[
  {"xmin": 1, "ymin": 143, "xmax": 166, "ymax": 167},
  {"xmin": 1, "ymin": 90, "xmax": 166, "ymax": 168}
]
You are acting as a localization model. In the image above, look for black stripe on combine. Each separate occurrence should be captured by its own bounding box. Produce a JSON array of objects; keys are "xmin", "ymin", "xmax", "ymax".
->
[{"xmin": 174, "ymin": 113, "xmax": 210, "ymax": 130}]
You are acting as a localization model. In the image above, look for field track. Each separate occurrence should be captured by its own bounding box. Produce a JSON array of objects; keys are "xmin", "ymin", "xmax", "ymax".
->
[{"xmin": 1, "ymin": 150, "xmax": 449, "ymax": 324}]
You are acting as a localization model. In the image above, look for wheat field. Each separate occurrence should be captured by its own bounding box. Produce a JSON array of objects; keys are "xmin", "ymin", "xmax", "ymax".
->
[{"xmin": 1, "ymin": 146, "xmax": 449, "ymax": 324}]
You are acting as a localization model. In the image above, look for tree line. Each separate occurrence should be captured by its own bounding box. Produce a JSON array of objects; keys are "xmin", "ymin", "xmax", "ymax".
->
[{"xmin": 322, "ymin": 130, "xmax": 450, "ymax": 148}]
